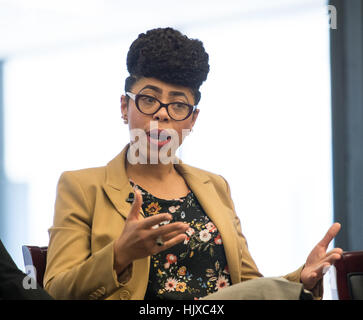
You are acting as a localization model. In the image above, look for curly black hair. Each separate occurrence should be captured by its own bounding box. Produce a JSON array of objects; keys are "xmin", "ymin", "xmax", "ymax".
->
[{"xmin": 125, "ymin": 27, "xmax": 209, "ymax": 105}]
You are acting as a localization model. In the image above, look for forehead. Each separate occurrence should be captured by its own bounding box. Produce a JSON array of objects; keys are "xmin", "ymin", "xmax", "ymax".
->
[{"xmin": 131, "ymin": 77, "xmax": 194, "ymax": 103}]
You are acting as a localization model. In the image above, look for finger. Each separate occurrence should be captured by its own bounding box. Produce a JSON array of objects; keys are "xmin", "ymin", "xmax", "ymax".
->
[
  {"xmin": 321, "ymin": 252, "xmax": 342, "ymax": 265},
  {"xmin": 152, "ymin": 221, "xmax": 188, "ymax": 235},
  {"xmin": 152, "ymin": 222, "xmax": 189, "ymax": 240},
  {"xmin": 326, "ymin": 247, "xmax": 343, "ymax": 257},
  {"xmin": 161, "ymin": 231, "xmax": 184, "ymax": 243},
  {"xmin": 311, "ymin": 251, "xmax": 342, "ymax": 279},
  {"xmin": 159, "ymin": 234, "xmax": 187, "ymax": 251},
  {"xmin": 307, "ymin": 253, "xmax": 342, "ymax": 281},
  {"xmin": 141, "ymin": 213, "xmax": 173, "ymax": 229},
  {"xmin": 127, "ymin": 188, "xmax": 143, "ymax": 221},
  {"xmin": 319, "ymin": 222, "xmax": 341, "ymax": 250}
]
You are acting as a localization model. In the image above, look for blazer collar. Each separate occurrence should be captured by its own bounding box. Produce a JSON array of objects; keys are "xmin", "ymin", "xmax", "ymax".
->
[
  {"xmin": 103, "ymin": 144, "xmax": 212, "ymax": 220},
  {"xmin": 103, "ymin": 145, "xmax": 135, "ymax": 219}
]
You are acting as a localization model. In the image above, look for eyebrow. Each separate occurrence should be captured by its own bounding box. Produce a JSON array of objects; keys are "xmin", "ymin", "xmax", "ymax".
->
[{"xmin": 139, "ymin": 85, "xmax": 190, "ymax": 102}]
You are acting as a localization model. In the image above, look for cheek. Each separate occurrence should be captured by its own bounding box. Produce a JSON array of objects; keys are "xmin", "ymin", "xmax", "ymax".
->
[
  {"xmin": 174, "ymin": 124, "xmax": 193, "ymax": 144},
  {"xmin": 127, "ymin": 109, "xmax": 146, "ymax": 129}
]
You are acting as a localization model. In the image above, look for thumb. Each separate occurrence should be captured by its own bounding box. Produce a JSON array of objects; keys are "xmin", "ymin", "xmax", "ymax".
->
[{"xmin": 127, "ymin": 188, "xmax": 143, "ymax": 221}]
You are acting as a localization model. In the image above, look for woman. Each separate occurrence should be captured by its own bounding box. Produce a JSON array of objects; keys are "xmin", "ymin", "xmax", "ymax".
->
[{"xmin": 43, "ymin": 27, "xmax": 342, "ymax": 300}]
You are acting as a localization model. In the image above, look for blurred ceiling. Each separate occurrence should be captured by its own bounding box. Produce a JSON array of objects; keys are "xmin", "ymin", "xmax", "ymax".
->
[{"xmin": 0, "ymin": 0, "xmax": 321, "ymax": 59}]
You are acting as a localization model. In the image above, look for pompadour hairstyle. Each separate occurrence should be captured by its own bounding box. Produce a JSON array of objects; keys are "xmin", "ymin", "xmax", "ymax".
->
[{"xmin": 125, "ymin": 27, "xmax": 210, "ymax": 105}]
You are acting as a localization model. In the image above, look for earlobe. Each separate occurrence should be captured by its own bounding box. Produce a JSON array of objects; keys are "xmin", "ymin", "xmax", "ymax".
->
[{"xmin": 121, "ymin": 94, "xmax": 128, "ymax": 108}]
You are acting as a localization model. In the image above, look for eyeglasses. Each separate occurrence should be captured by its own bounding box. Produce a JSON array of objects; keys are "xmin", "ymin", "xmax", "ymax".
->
[{"xmin": 126, "ymin": 92, "xmax": 196, "ymax": 121}]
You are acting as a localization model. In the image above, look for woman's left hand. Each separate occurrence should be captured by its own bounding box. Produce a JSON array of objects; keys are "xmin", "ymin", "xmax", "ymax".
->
[{"xmin": 300, "ymin": 223, "xmax": 343, "ymax": 290}]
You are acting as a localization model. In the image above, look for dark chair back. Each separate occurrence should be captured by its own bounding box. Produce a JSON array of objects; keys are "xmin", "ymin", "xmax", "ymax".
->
[
  {"xmin": 335, "ymin": 251, "xmax": 363, "ymax": 300},
  {"xmin": 22, "ymin": 245, "xmax": 48, "ymax": 288}
]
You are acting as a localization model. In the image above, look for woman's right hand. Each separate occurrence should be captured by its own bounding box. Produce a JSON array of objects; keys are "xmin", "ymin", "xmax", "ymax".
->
[{"xmin": 113, "ymin": 188, "xmax": 188, "ymax": 275}]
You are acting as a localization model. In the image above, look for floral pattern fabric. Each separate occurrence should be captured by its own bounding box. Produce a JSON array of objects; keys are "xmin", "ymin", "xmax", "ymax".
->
[{"xmin": 130, "ymin": 181, "xmax": 232, "ymax": 300}]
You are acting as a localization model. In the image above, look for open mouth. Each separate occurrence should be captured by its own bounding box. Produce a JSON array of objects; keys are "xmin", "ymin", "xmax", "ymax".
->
[{"xmin": 147, "ymin": 129, "xmax": 172, "ymax": 146}]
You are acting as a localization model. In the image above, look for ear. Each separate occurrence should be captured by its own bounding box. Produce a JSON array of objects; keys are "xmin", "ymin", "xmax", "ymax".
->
[
  {"xmin": 121, "ymin": 95, "xmax": 128, "ymax": 119},
  {"xmin": 189, "ymin": 109, "xmax": 199, "ymax": 129}
]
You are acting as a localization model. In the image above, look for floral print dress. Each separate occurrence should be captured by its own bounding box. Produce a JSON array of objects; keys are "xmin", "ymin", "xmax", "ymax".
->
[{"xmin": 130, "ymin": 181, "xmax": 232, "ymax": 300}]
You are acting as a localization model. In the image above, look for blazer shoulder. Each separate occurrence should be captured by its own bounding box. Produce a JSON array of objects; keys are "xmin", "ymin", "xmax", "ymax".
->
[
  {"xmin": 59, "ymin": 165, "xmax": 107, "ymax": 186},
  {"xmin": 177, "ymin": 162, "xmax": 228, "ymax": 189}
]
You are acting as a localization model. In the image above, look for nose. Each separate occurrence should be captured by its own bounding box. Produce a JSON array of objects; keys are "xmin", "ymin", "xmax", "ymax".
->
[{"xmin": 152, "ymin": 106, "xmax": 170, "ymax": 122}]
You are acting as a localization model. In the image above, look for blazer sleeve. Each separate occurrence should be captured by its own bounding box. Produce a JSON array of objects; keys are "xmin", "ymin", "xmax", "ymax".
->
[{"xmin": 43, "ymin": 171, "xmax": 131, "ymax": 300}]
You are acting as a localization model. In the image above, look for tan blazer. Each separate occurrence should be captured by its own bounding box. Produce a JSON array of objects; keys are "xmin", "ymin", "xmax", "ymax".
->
[{"xmin": 44, "ymin": 144, "xmax": 304, "ymax": 300}]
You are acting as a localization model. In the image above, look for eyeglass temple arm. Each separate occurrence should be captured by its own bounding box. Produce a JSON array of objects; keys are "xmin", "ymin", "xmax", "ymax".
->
[{"xmin": 126, "ymin": 92, "xmax": 136, "ymax": 100}]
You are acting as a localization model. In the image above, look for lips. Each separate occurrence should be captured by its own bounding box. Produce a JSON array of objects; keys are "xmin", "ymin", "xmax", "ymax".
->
[{"xmin": 146, "ymin": 129, "xmax": 172, "ymax": 147}]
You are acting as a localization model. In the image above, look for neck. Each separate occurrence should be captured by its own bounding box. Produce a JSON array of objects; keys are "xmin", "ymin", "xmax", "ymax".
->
[
  {"xmin": 126, "ymin": 160, "xmax": 177, "ymax": 181},
  {"xmin": 125, "ymin": 148, "xmax": 178, "ymax": 182}
]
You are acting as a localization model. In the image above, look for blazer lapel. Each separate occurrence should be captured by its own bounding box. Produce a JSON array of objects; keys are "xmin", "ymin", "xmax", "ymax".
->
[
  {"xmin": 102, "ymin": 145, "xmax": 143, "ymax": 220},
  {"xmin": 175, "ymin": 164, "xmax": 241, "ymax": 285}
]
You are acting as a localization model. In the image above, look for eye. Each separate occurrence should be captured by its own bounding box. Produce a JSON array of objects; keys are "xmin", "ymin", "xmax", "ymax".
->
[
  {"xmin": 139, "ymin": 96, "xmax": 157, "ymax": 105},
  {"xmin": 172, "ymin": 103, "xmax": 189, "ymax": 110}
]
